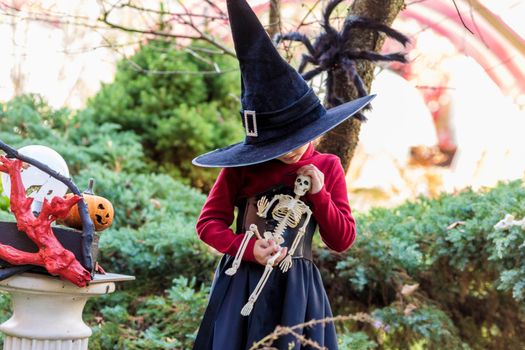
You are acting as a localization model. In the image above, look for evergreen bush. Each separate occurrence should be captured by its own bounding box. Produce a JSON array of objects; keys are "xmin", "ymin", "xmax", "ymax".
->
[
  {"xmin": 87, "ymin": 39, "xmax": 243, "ymax": 191},
  {"xmin": 320, "ymin": 180, "xmax": 525, "ymax": 349},
  {"xmin": 0, "ymin": 95, "xmax": 215, "ymax": 347},
  {"xmin": 0, "ymin": 94, "xmax": 145, "ymax": 175}
]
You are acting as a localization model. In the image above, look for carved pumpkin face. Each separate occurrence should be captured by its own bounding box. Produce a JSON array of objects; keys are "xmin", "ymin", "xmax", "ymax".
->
[
  {"xmin": 61, "ymin": 179, "xmax": 114, "ymax": 232},
  {"xmin": 87, "ymin": 195, "xmax": 114, "ymax": 231}
]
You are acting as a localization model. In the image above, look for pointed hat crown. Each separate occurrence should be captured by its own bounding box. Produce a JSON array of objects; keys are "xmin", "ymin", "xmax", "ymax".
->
[
  {"xmin": 227, "ymin": 0, "xmax": 314, "ymax": 110},
  {"xmin": 191, "ymin": 0, "xmax": 374, "ymax": 167}
]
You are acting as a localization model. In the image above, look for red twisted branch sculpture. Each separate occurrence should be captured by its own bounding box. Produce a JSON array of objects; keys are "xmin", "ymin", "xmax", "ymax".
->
[{"xmin": 0, "ymin": 156, "xmax": 91, "ymax": 287}]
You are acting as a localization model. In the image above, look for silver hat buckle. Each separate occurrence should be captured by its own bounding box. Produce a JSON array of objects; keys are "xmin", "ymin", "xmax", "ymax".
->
[{"xmin": 244, "ymin": 110, "xmax": 258, "ymax": 137}]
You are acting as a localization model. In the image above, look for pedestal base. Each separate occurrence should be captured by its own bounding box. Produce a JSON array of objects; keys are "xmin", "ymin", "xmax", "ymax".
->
[
  {"xmin": 0, "ymin": 272, "xmax": 134, "ymax": 350},
  {"xmin": 3, "ymin": 337, "xmax": 88, "ymax": 350}
]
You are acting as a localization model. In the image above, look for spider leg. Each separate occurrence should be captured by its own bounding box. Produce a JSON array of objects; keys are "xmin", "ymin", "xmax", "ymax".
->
[
  {"xmin": 322, "ymin": 0, "xmax": 345, "ymax": 36},
  {"xmin": 325, "ymin": 71, "xmax": 343, "ymax": 107},
  {"xmin": 326, "ymin": 70, "xmax": 346, "ymax": 107},
  {"xmin": 301, "ymin": 66, "xmax": 324, "ymax": 81},
  {"xmin": 341, "ymin": 57, "xmax": 367, "ymax": 98},
  {"xmin": 273, "ymin": 32, "xmax": 316, "ymax": 56},
  {"xmin": 340, "ymin": 57, "xmax": 370, "ymax": 121},
  {"xmin": 325, "ymin": 70, "xmax": 333, "ymax": 98},
  {"xmin": 298, "ymin": 54, "xmax": 316, "ymax": 73},
  {"xmin": 348, "ymin": 50, "xmax": 407, "ymax": 63},
  {"xmin": 353, "ymin": 111, "xmax": 368, "ymax": 122},
  {"xmin": 342, "ymin": 16, "xmax": 410, "ymax": 47}
]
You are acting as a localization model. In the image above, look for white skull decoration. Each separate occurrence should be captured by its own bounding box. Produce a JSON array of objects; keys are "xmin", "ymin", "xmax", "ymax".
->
[
  {"xmin": 294, "ymin": 175, "xmax": 312, "ymax": 196},
  {"xmin": 1, "ymin": 145, "xmax": 69, "ymax": 213}
]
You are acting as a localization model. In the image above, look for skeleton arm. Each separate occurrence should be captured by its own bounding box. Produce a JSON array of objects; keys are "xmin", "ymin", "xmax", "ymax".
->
[
  {"xmin": 289, "ymin": 208, "xmax": 312, "ymax": 255},
  {"xmin": 224, "ymin": 224, "xmax": 264, "ymax": 276},
  {"xmin": 257, "ymin": 195, "xmax": 282, "ymax": 218},
  {"xmin": 283, "ymin": 207, "xmax": 312, "ymax": 259}
]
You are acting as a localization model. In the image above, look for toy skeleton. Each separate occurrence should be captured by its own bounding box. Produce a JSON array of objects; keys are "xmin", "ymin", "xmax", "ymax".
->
[{"xmin": 225, "ymin": 175, "xmax": 313, "ymax": 316}]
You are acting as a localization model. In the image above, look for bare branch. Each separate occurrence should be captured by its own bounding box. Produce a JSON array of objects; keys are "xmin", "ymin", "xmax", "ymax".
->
[
  {"xmin": 106, "ymin": 1, "xmax": 227, "ymax": 21},
  {"xmin": 451, "ymin": 0, "xmax": 474, "ymax": 34},
  {"xmin": 98, "ymin": 10, "xmax": 200, "ymax": 41},
  {"xmin": 249, "ymin": 313, "xmax": 376, "ymax": 350},
  {"xmin": 97, "ymin": 35, "xmax": 236, "ymax": 76},
  {"xmin": 295, "ymin": 0, "xmax": 322, "ymax": 31},
  {"xmin": 1, "ymin": 1, "xmax": 236, "ymax": 57}
]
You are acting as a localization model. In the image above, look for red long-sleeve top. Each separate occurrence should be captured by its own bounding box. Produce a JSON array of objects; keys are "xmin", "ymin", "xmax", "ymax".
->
[{"xmin": 196, "ymin": 143, "xmax": 356, "ymax": 262}]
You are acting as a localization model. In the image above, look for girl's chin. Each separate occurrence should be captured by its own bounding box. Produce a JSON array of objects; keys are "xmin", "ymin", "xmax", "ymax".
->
[{"xmin": 279, "ymin": 156, "xmax": 300, "ymax": 164}]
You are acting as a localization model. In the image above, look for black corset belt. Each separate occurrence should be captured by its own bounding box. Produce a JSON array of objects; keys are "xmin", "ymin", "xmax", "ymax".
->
[{"xmin": 235, "ymin": 186, "xmax": 317, "ymax": 261}]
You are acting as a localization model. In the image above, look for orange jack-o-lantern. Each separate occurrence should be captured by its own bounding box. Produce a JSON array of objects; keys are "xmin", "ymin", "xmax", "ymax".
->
[{"xmin": 62, "ymin": 179, "xmax": 114, "ymax": 231}]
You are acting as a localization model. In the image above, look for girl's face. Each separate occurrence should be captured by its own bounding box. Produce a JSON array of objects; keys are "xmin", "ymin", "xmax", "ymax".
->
[{"xmin": 277, "ymin": 143, "xmax": 310, "ymax": 164}]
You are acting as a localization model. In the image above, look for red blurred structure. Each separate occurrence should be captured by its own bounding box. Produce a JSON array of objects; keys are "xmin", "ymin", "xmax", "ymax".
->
[{"xmin": 0, "ymin": 156, "xmax": 91, "ymax": 287}]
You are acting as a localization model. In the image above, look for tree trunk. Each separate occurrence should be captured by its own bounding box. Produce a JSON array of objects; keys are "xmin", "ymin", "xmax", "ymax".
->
[
  {"xmin": 317, "ymin": 0, "xmax": 405, "ymax": 171},
  {"xmin": 267, "ymin": 0, "xmax": 282, "ymax": 38}
]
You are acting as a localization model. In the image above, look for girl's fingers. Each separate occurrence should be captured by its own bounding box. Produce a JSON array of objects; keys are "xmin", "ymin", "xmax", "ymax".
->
[
  {"xmin": 273, "ymin": 247, "xmax": 288, "ymax": 265},
  {"xmin": 257, "ymin": 240, "xmax": 270, "ymax": 249},
  {"xmin": 296, "ymin": 164, "xmax": 324, "ymax": 194},
  {"xmin": 303, "ymin": 169, "xmax": 322, "ymax": 185},
  {"xmin": 297, "ymin": 164, "xmax": 319, "ymax": 172},
  {"xmin": 260, "ymin": 245, "xmax": 274, "ymax": 255},
  {"xmin": 302, "ymin": 169, "xmax": 318, "ymax": 179},
  {"xmin": 266, "ymin": 247, "xmax": 287, "ymax": 266},
  {"xmin": 298, "ymin": 165, "xmax": 323, "ymax": 179}
]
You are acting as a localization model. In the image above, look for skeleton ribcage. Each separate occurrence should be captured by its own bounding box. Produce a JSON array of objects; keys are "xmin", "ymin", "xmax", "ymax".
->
[{"xmin": 272, "ymin": 206, "xmax": 302, "ymax": 228}]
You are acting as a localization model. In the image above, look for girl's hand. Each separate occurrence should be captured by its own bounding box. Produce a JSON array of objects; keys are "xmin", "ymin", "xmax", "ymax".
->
[
  {"xmin": 297, "ymin": 164, "xmax": 325, "ymax": 194},
  {"xmin": 253, "ymin": 239, "xmax": 288, "ymax": 266}
]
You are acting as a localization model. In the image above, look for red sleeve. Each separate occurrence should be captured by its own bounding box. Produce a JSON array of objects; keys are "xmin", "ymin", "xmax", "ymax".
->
[
  {"xmin": 196, "ymin": 168, "xmax": 257, "ymax": 262},
  {"xmin": 306, "ymin": 157, "xmax": 356, "ymax": 252}
]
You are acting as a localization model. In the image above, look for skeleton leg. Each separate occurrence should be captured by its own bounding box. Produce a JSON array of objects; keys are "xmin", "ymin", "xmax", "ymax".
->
[
  {"xmin": 241, "ymin": 249, "xmax": 282, "ymax": 316},
  {"xmin": 225, "ymin": 229, "xmax": 255, "ymax": 276},
  {"xmin": 279, "ymin": 210, "xmax": 312, "ymax": 272}
]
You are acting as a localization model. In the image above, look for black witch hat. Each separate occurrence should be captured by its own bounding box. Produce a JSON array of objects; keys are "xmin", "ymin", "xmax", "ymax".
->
[{"xmin": 192, "ymin": 0, "xmax": 374, "ymax": 168}]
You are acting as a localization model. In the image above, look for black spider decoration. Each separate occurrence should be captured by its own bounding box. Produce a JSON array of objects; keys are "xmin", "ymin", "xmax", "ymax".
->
[{"xmin": 274, "ymin": 0, "xmax": 410, "ymax": 120}]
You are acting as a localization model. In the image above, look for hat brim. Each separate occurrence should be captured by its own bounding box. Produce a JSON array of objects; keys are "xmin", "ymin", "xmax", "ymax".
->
[{"xmin": 192, "ymin": 94, "xmax": 375, "ymax": 168}]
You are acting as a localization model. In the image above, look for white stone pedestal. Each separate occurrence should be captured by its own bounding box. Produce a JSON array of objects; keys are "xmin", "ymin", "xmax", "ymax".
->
[{"xmin": 0, "ymin": 272, "xmax": 134, "ymax": 350}]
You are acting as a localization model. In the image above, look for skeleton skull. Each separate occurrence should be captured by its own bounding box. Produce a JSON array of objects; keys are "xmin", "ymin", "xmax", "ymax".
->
[{"xmin": 294, "ymin": 175, "xmax": 311, "ymax": 196}]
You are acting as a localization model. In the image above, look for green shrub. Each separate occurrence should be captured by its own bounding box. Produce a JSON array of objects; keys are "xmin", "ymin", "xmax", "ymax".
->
[
  {"xmin": 0, "ymin": 292, "xmax": 12, "ymax": 345},
  {"xmin": 338, "ymin": 331, "xmax": 377, "ymax": 350},
  {"xmin": 0, "ymin": 94, "xmax": 217, "ymax": 349},
  {"xmin": 318, "ymin": 180, "xmax": 525, "ymax": 349},
  {"xmin": 98, "ymin": 217, "xmax": 216, "ymax": 291},
  {"xmin": 87, "ymin": 277, "xmax": 209, "ymax": 350},
  {"xmin": 0, "ymin": 94, "xmax": 146, "ymax": 175},
  {"xmin": 68, "ymin": 162, "xmax": 216, "ymax": 290},
  {"xmin": 75, "ymin": 162, "xmax": 204, "ymax": 229},
  {"xmin": 87, "ymin": 39, "xmax": 243, "ymax": 191},
  {"xmin": 0, "ymin": 292, "xmax": 11, "ymax": 323}
]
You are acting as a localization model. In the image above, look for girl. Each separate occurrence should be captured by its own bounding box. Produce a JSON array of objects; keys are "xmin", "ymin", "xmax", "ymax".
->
[{"xmin": 192, "ymin": 1, "xmax": 373, "ymax": 348}]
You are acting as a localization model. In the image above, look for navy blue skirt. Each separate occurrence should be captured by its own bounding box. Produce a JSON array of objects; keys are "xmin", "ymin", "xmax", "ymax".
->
[{"xmin": 193, "ymin": 255, "xmax": 338, "ymax": 350}]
